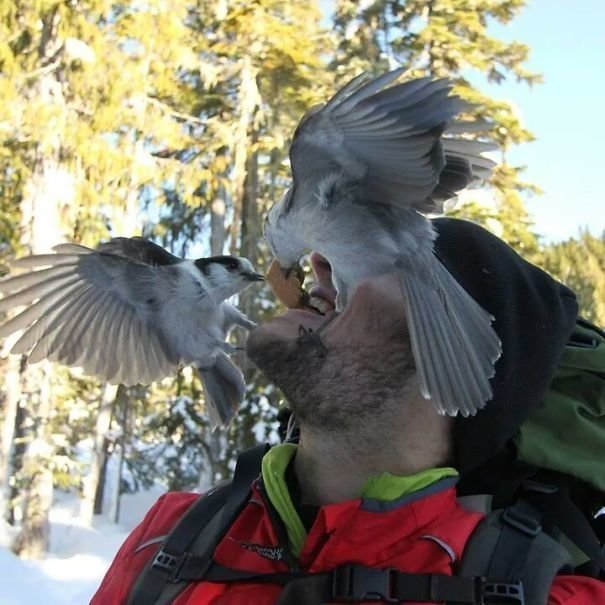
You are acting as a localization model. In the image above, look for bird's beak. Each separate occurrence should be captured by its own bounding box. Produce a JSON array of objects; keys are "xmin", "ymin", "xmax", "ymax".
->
[
  {"xmin": 280, "ymin": 263, "xmax": 305, "ymax": 283},
  {"xmin": 243, "ymin": 271, "xmax": 266, "ymax": 282}
]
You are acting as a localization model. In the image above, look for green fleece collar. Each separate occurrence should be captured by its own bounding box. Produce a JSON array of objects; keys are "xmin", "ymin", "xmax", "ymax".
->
[
  {"xmin": 261, "ymin": 443, "xmax": 307, "ymax": 556},
  {"xmin": 261, "ymin": 443, "xmax": 458, "ymax": 556},
  {"xmin": 361, "ymin": 466, "xmax": 458, "ymax": 501}
]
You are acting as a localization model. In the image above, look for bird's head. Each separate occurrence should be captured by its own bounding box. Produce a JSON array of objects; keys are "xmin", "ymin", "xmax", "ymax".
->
[
  {"xmin": 194, "ymin": 256, "xmax": 264, "ymax": 301},
  {"xmin": 264, "ymin": 187, "xmax": 307, "ymax": 277}
]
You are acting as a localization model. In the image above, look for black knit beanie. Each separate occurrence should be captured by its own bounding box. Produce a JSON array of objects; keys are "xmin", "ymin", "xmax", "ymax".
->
[{"xmin": 432, "ymin": 218, "xmax": 578, "ymax": 473}]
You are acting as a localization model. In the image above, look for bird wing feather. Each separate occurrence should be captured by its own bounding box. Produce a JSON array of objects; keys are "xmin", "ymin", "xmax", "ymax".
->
[
  {"xmin": 96, "ymin": 237, "xmax": 181, "ymax": 266},
  {"xmin": 396, "ymin": 254, "xmax": 502, "ymax": 417},
  {"xmin": 197, "ymin": 351, "xmax": 246, "ymax": 428},
  {"xmin": 0, "ymin": 240, "xmax": 181, "ymax": 385},
  {"xmin": 289, "ymin": 69, "xmax": 495, "ymax": 211}
]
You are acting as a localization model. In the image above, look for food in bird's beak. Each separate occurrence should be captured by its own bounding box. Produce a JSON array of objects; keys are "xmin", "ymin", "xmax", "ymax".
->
[
  {"xmin": 266, "ymin": 260, "xmax": 335, "ymax": 316},
  {"xmin": 266, "ymin": 259, "xmax": 324, "ymax": 314}
]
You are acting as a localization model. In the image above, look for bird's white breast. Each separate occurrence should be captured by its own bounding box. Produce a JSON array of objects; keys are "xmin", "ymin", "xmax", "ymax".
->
[
  {"xmin": 302, "ymin": 201, "xmax": 435, "ymax": 297},
  {"xmin": 158, "ymin": 266, "xmax": 227, "ymax": 363}
]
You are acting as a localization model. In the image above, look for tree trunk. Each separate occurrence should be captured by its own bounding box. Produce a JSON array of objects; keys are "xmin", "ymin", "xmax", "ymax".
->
[
  {"xmin": 13, "ymin": 7, "xmax": 75, "ymax": 555},
  {"xmin": 93, "ymin": 438, "xmax": 110, "ymax": 515},
  {"xmin": 211, "ymin": 189, "xmax": 227, "ymax": 255},
  {"xmin": 228, "ymin": 55, "xmax": 261, "ymax": 378},
  {"xmin": 80, "ymin": 384, "xmax": 118, "ymax": 524},
  {"xmin": 7, "ymin": 401, "xmax": 27, "ymax": 527},
  {"xmin": 0, "ymin": 353, "xmax": 24, "ymax": 522},
  {"xmin": 112, "ymin": 137, "xmax": 146, "ymax": 237},
  {"xmin": 12, "ymin": 467, "xmax": 53, "ymax": 559},
  {"xmin": 13, "ymin": 153, "xmax": 75, "ymax": 556},
  {"xmin": 13, "ymin": 367, "xmax": 54, "ymax": 559},
  {"xmin": 109, "ymin": 440, "xmax": 124, "ymax": 525},
  {"xmin": 109, "ymin": 387, "xmax": 130, "ymax": 524},
  {"xmin": 239, "ymin": 141, "xmax": 260, "ymax": 319},
  {"xmin": 229, "ymin": 54, "xmax": 260, "ymax": 255},
  {"xmin": 235, "ymin": 141, "xmax": 261, "ymax": 383},
  {"xmin": 196, "ymin": 430, "xmax": 228, "ymax": 493}
]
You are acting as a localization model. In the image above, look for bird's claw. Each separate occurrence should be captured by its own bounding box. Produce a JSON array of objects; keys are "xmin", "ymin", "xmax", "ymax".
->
[
  {"xmin": 297, "ymin": 322, "xmax": 331, "ymax": 358},
  {"xmin": 222, "ymin": 343, "xmax": 238, "ymax": 355},
  {"xmin": 240, "ymin": 319, "xmax": 258, "ymax": 331}
]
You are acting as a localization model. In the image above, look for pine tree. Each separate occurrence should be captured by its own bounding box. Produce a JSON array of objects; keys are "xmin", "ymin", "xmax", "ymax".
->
[
  {"xmin": 539, "ymin": 231, "xmax": 605, "ymax": 325},
  {"xmin": 0, "ymin": 0, "xmax": 225, "ymax": 553}
]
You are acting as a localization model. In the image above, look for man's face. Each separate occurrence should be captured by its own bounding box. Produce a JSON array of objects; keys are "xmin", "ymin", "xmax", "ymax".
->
[{"xmin": 246, "ymin": 253, "xmax": 416, "ymax": 430}]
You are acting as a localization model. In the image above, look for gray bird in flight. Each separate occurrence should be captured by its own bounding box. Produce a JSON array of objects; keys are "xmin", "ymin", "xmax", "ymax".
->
[
  {"xmin": 264, "ymin": 69, "xmax": 502, "ymax": 417},
  {"xmin": 0, "ymin": 237, "xmax": 264, "ymax": 427}
]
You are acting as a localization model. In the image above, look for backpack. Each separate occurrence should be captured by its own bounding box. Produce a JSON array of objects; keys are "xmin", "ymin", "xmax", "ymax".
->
[
  {"xmin": 457, "ymin": 317, "xmax": 605, "ymax": 576},
  {"xmin": 127, "ymin": 319, "xmax": 605, "ymax": 605}
]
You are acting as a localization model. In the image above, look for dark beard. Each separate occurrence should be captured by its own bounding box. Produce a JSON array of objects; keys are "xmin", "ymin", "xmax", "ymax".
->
[{"xmin": 246, "ymin": 324, "xmax": 415, "ymax": 432}]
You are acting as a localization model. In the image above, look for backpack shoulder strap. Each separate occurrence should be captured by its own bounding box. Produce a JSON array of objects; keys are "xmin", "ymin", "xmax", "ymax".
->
[
  {"xmin": 458, "ymin": 498, "xmax": 573, "ymax": 605},
  {"xmin": 127, "ymin": 443, "xmax": 269, "ymax": 605},
  {"xmin": 127, "ymin": 482, "xmax": 230, "ymax": 605}
]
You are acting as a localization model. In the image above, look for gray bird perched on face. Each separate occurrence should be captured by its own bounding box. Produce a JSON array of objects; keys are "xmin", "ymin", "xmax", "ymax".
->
[
  {"xmin": 0, "ymin": 237, "xmax": 264, "ymax": 427},
  {"xmin": 264, "ymin": 68, "xmax": 502, "ymax": 417}
]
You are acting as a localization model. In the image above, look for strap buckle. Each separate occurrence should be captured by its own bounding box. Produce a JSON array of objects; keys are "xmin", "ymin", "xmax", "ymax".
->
[
  {"xmin": 332, "ymin": 565, "xmax": 397, "ymax": 603},
  {"xmin": 502, "ymin": 505, "xmax": 542, "ymax": 537},
  {"xmin": 151, "ymin": 548, "xmax": 187, "ymax": 582},
  {"xmin": 478, "ymin": 578, "xmax": 525, "ymax": 605}
]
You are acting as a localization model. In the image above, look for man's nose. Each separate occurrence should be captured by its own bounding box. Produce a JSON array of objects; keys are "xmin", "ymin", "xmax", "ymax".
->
[{"xmin": 309, "ymin": 252, "xmax": 332, "ymax": 282}]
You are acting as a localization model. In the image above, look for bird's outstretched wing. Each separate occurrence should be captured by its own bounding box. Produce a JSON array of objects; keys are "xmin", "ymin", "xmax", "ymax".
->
[
  {"xmin": 96, "ymin": 236, "xmax": 182, "ymax": 266},
  {"xmin": 289, "ymin": 68, "xmax": 495, "ymax": 212},
  {"xmin": 0, "ymin": 240, "xmax": 181, "ymax": 385}
]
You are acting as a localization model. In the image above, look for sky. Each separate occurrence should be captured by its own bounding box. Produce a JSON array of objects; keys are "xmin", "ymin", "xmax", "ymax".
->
[
  {"xmin": 321, "ymin": 0, "xmax": 605, "ymax": 243},
  {"xmin": 481, "ymin": 0, "xmax": 605, "ymax": 242}
]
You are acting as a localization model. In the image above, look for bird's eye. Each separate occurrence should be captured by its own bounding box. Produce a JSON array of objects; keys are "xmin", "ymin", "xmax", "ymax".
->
[{"xmin": 226, "ymin": 260, "xmax": 239, "ymax": 271}]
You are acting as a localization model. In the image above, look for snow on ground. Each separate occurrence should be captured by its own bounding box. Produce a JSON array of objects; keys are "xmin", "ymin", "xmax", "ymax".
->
[{"xmin": 0, "ymin": 486, "xmax": 166, "ymax": 604}]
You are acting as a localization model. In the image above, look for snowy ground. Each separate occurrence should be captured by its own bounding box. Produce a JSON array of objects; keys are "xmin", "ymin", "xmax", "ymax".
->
[{"xmin": 0, "ymin": 487, "xmax": 166, "ymax": 604}]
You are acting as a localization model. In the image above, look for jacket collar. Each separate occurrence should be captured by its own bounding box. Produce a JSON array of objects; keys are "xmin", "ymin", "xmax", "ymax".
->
[{"xmin": 261, "ymin": 443, "xmax": 458, "ymax": 556}]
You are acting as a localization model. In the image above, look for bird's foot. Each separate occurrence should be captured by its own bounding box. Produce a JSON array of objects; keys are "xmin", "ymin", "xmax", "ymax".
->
[
  {"xmin": 239, "ymin": 319, "xmax": 258, "ymax": 331},
  {"xmin": 297, "ymin": 324, "xmax": 327, "ymax": 357},
  {"xmin": 221, "ymin": 342, "xmax": 238, "ymax": 355},
  {"xmin": 296, "ymin": 312, "xmax": 339, "ymax": 358}
]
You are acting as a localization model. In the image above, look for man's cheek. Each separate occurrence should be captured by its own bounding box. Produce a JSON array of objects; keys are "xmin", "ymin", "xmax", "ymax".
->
[{"xmin": 351, "ymin": 275, "xmax": 407, "ymax": 312}]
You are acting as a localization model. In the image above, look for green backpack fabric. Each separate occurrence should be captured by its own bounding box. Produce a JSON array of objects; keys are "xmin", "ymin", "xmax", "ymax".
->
[{"xmin": 515, "ymin": 318, "xmax": 605, "ymax": 492}]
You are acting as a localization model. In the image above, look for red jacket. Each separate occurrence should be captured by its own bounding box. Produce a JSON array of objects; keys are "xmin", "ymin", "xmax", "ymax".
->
[{"xmin": 92, "ymin": 476, "xmax": 604, "ymax": 604}]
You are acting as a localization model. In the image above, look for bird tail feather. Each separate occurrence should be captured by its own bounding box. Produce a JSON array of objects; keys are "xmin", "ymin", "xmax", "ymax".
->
[
  {"xmin": 397, "ymin": 256, "xmax": 502, "ymax": 417},
  {"xmin": 198, "ymin": 352, "xmax": 245, "ymax": 428}
]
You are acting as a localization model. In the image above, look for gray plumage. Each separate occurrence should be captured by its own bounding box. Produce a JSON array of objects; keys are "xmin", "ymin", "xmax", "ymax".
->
[
  {"xmin": 264, "ymin": 69, "xmax": 502, "ymax": 417},
  {"xmin": 0, "ymin": 237, "xmax": 264, "ymax": 427}
]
